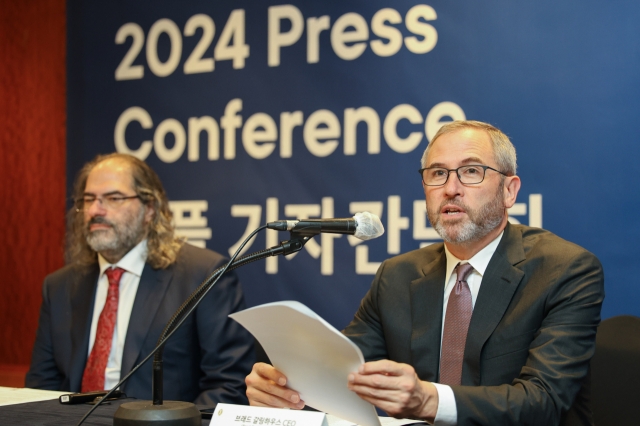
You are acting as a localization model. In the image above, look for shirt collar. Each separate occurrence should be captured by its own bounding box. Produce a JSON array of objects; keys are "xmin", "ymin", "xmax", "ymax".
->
[
  {"xmin": 443, "ymin": 231, "xmax": 504, "ymax": 283},
  {"xmin": 98, "ymin": 239, "xmax": 148, "ymax": 278}
]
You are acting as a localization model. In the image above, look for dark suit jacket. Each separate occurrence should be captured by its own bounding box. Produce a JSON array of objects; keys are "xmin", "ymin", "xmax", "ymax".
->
[
  {"xmin": 343, "ymin": 223, "xmax": 604, "ymax": 426},
  {"xmin": 25, "ymin": 243, "xmax": 255, "ymax": 406}
]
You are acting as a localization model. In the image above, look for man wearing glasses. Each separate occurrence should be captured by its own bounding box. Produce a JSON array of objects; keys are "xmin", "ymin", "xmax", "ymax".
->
[
  {"xmin": 26, "ymin": 153, "xmax": 254, "ymax": 405},
  {"xmin": 246, "ymin": 120, "xmax": 604, "ymax": 426}
]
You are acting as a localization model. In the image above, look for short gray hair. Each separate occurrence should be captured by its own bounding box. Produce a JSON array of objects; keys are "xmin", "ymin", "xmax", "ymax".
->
[{"xmin": 420, "ymin": 120, "xmax": 517, "ymax": 176}]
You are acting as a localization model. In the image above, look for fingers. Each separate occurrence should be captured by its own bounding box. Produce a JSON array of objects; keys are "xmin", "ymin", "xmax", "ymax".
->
[
  {"xmin": 346, "ymin": 360, "xmax": 432, "ymax": 419},
  {"xmin": 348, "ymin": 378, "xmax": 417, "ymax": 419},
  {"xmin": 358, "ymin": 359, "xmax": 413, "ymax": 376},
  {"xmin": 347, "ymin": 373, "xmax": 407, "ymax": 403},
  {"xmin": 245, "ymin": 363, "xmax": 305, "ymax": 409},
  {"xmin": 348, "ymin": 360, "xmax": 416, "ymax": 392},
  {"xmin": 253, "ymin": 362, "xmax": 288, "ymax": 385}
]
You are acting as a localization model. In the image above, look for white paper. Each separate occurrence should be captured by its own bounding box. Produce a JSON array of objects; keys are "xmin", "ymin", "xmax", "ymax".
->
[
  {"xmin": 326, "ymin": 414, "xmax": 427, "ymax": 426},
  {"xmin": 210, "ymin": 403, "xmax": 328, "ymax": 426},
  {"xmin": 208, "ymin": 403, "xmax": 424, "ymax": 426},
  {"xmin": 230, "ymin": 301, "xmax": 382, "ymax": 426},
  {"xmin": 0, "ymin": 386, "xmax": 67, "ymax": 406}
]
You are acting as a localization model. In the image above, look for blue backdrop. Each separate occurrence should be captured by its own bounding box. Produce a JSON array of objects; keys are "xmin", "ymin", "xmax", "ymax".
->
[{"xmin": 67, "ymin": 0, "xmax": 640, "ymax": 329}]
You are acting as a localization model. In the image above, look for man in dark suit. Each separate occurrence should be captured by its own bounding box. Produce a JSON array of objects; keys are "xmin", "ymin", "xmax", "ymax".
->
[
  {"xmin": 26, "ymin": 153, "xmax": 254, "ymax": 405},
  {"xmin": 245, "ymin": 120, "xmax": 604, "ymax": 425}
]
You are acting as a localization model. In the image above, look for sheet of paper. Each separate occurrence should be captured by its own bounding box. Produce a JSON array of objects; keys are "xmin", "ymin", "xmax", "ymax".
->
[
  {"xmin": 325, "ymin": 414, "xmax": 427, "ymax": 426},
  {"xmin": 0, "ymin": 386, "xmax": 67, "ymax": 406},
  {"xmin": 230, "ymin": 301, "xmax": 382, "ymax": 426}
]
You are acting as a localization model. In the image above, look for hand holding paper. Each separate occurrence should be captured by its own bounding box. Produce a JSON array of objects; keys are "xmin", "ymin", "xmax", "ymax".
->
[
  {"xmin": 230, "ymin": 301, "xmax": 382, "ymax": 426},
  {"xmin": 245, "ymin": 362, "xmax": 305, "ymax": 409},
  {"xmin": 347, "ymin": 360, "xmax": 439, "ymax": 421}
]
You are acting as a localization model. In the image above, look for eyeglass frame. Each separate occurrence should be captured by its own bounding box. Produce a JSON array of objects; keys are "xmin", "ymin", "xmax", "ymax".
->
[
  {"xmin": 75, "ymin": 194, "xmax": 141, "ymax": 212},
  {"xmin": 418, "ymin": 165, "xmax": 508, "ymax": 186}
]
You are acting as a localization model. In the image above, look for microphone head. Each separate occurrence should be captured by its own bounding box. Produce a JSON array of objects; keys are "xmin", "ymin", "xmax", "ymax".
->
[{"xmin": 353, "ymin": 212, "xmax": 385, "ymax": 240}]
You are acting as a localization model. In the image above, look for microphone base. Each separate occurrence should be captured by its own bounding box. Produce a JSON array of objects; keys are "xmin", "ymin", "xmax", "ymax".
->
[{"xmin": 114, "ymin": 400, "xmax": 201, "ymax": 426}]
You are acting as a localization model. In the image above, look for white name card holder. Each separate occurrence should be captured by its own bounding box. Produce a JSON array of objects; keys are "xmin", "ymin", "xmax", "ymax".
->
[{"xmin": 210, "ymin": 403, "xmax": 329, "ymax": 426}]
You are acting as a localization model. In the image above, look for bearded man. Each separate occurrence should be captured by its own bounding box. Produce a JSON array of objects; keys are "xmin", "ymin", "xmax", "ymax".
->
[
  {"xmin": 245, "ymin": 120, "xmax": 604, "ymax": 426},
  {"xmin": 26, "ymin": 153, "xmax": 254, "ymax": 405}
]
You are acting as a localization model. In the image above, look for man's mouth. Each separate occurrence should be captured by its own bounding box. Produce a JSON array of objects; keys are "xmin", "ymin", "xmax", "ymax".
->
[
  {"xmin": 89, "ymin": 223, "xmax": 112, "ymax": 231},
  {"xmin": 441, "ymin": 206, "xmax": 466, "ymax": 215},
  {"xmin": 88, "ymin": 218, "xmax": 113, "ymax": 232}
]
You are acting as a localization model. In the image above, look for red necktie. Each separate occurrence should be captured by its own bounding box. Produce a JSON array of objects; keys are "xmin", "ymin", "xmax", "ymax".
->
[
  {"xmin": 439, "ymin": 263, "xmax": 474, "ymax": 385},
  {"xmin": 81, "ymin": 267, "xmax": 125, "ymax": 392}
]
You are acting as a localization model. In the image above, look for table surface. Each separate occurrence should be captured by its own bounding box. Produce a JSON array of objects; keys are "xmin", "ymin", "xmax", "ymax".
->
[
  {"xmin": 0, "ymin": 395, "xmax": 213, "ymax": 425},
  {"xmin": 0, "ymin": 388, "xmax": 424, "ymax": 426}
]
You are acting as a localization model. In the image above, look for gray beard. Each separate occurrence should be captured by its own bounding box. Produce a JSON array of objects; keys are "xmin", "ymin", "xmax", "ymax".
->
[
  {"xmin": 85, "ymin": 208, "xmax": 146, "ymax": 255},
  {"xmin": 429, "ymin": 187, "xmax": 505, "ymax": 245}
]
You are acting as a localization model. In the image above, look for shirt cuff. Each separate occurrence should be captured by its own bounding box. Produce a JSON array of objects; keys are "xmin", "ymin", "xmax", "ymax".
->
[{"xmin": 432, "ymin": 383, "xmax": 457, "ymax": 425}]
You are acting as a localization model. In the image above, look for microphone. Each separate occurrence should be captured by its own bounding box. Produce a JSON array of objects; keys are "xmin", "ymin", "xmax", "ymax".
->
[{"xmin": 267, "ymin": 211, "xmax": 384, "ymax": 241}]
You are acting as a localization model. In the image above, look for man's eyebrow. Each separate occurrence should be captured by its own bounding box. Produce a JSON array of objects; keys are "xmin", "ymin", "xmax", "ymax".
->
[
  {"xmin": 426, "ymin": 157, "xmax": 486, "ymax": 168},
  {"xmin": 426, "ymin": 162, "xmax": 447, "ymax": 169},
  {"xmin": 82, "ymin": 190, "xmax": 127, "ymax": 197},
  {"xmin": 461, "ymin": 157, "xmax": 485, "ymax": 165}
]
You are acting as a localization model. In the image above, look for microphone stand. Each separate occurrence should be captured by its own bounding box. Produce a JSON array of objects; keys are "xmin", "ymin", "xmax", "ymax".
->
[{"xmin": 75, "ymin": 228, "xmax": 312, "ymax": 426}]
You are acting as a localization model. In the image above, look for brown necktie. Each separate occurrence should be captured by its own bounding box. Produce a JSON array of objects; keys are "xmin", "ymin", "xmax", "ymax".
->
[
  {"xmin": 81, "ymin": 267, "xmax": 125, "ymax": 392},
  {"xmin": 439, "ymin": 262, "xmax": 474, "ymax": 385}
]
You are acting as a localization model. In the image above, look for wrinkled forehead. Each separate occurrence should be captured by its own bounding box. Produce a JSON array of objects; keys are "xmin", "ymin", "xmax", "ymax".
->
[{"xmin": 426, "ymin": 128, "xmax": 496, "ymax": 167}]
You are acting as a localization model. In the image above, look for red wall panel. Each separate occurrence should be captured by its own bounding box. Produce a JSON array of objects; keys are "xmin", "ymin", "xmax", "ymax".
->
[{"xmin": 0, "ymin": 0, "xmax": 67, "ymax": 383}]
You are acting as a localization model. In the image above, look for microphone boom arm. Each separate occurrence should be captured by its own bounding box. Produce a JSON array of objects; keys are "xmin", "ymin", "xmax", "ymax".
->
[
  {"xmin": 76, "ymin": 227, "xmax": 313, "ymax": 426},
  {"xmin": 152, "ymin": 232, "xmax": 312, "ymax": 404}
]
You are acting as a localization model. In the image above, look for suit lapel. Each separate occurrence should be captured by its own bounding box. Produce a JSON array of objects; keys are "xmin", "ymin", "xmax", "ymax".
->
[
  {"xmin": 463, "ymin": 223, "xmax": 526, "ymax": 385},
  {"xmin": 69, "ymin": 265, "xmax": 100, "ymax": 390},
  {"xmin": 120, "ymin": 263, "xmax": 174, "ymax": 379},
  {"xmin": 410, "ymin": 249, "xmax": 446, "ymax": 382}
]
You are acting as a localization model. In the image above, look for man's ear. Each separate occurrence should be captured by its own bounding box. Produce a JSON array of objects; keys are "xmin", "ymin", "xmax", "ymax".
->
[
  {"xmin": 144, "ymin": 203, "xmax": 155, "ymax": 224},
  {"xmin": 503, "ymin": 175, "xmax": 521, "ymax": 208}
]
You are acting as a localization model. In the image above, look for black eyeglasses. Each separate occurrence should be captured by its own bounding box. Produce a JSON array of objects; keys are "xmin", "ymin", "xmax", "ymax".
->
[
  {"xmin": 418, "ymin": 165, "xmax": 507, "ymax": 186},
  {"xmin": 75, "ymin": 195, "xmax": 140, "ymax": 211}
]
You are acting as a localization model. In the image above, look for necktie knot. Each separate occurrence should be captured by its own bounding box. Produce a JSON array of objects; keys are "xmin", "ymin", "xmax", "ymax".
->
[
  {"xmin": 105, "ymin": 267, "xmax": 125, "ymax": 289},
  {"xmin": 456, "ymin": 262, "xmax": 474, "ymax": 283}
]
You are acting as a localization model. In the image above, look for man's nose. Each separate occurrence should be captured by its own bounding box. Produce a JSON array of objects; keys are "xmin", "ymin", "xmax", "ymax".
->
[
  {"xmin": 85, "ymin": 198, "xmax": 107, "ymax": 216},
  {"xmin": 443, "ymin": 170, "xmax": 464, "ymax": 196}
]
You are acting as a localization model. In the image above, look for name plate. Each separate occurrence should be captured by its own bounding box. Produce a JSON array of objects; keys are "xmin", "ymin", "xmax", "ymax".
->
[{"xmin": 210, "ymin": 403, "xmax": 328, "ymax": 426}]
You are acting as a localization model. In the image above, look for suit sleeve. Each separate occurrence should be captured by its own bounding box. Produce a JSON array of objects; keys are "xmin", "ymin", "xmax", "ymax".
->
[
  {"xmin": 343, "ymin": 259, "xmax": 391, "ymax": 361},
  {"xmin": 25, "ymin": 277, "xmax": 65, "ymax": 390},
  {"xmin": 452, "ymin": 249, "xmax": 604, "ymax": 426}
]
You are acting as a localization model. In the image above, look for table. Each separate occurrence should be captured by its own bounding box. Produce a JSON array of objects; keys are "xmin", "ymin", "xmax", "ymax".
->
[{"xmin": 0, "ymin": 393, "xmax": 212, "ymax": 425}]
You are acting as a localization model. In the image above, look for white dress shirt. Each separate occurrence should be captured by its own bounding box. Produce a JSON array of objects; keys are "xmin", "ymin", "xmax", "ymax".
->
[
  {"xmin": 432, "ymin": 231, "xmax": 504, "ymax": 425},
  {"xmin": 88, "ymin": 240, "xmax": 147, "ymax": 390}
]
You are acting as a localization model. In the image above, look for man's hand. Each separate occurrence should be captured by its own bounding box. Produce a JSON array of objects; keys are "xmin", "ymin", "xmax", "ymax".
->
[
  {"xmin": 347, "ymin": 360, "xmax": 439, "ymax": 422},
  {"xmin": 245, "ymin": 362, "xmax": 305, "ymax": 409}
]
